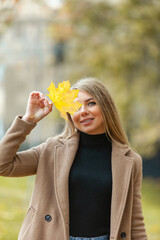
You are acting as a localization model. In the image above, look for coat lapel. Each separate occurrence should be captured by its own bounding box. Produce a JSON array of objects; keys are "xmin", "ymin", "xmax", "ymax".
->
[
  {"xmin": 54, "ymin": 133, "xmax": 80, "ymax": 224},
  {"xmin": 110, "ymin": 141, "xmax": 133, "ymax": 239}
]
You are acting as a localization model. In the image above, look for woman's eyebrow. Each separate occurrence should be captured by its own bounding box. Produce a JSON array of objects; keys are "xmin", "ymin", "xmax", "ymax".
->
[{"xmin": 85, "ymin": 98, "xmax": 94, "ymax": 103}]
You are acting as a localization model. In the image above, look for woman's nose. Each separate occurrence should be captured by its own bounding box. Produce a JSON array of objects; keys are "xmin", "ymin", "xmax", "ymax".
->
[{"xmin": 80, "ymin": 105, "xmax": 89, "ymax": 115}]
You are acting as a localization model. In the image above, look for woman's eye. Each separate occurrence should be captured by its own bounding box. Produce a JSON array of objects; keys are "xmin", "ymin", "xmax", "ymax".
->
[{"xmin": 88, "ymin": 101, "xmax": 96, "ymax": 106}]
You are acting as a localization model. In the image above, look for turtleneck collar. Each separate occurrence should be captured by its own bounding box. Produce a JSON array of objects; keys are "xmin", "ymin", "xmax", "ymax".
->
[{"xmin": 79, "ymin": 131, "xmax": 111, "ymax": 147}]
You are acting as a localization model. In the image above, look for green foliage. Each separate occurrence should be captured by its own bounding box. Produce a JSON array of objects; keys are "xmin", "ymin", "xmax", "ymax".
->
[
  {"xmin": 64, "ymin": 0, "xmax": 160, "ymax": 157},
  {"xmin": 0, "ymin": 176, "xmax": 34, "ymax": 240},
  {"xmin": 142, "ymin": 178, "xmax": 160, "ymax": 240}
]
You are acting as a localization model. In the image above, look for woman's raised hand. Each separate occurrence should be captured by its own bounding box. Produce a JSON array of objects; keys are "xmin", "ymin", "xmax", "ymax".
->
[{"xmin": 22, "ymin": 92, "xmax": 53, "ymax": 123}]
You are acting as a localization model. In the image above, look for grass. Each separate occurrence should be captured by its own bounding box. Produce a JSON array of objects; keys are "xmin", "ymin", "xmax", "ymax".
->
[
  {"xmin": 0, "ymin": 176, "xmax": 34, "ymax": 240},
  {"xmin": 0, "ymin": 177, "xmax": 160, "ymax": 239},
  {"xmin": 142, "ymin": 178, "xmax": 160, "ymax": 240}
]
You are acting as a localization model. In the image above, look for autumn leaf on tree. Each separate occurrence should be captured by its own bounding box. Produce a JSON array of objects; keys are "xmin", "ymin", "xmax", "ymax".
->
[{"xmin": 47, "ymin": 81, "xmax": 82, "ymax": 120}]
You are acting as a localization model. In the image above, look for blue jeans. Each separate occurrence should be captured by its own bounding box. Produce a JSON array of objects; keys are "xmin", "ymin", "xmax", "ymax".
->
[{"xmin": 69, "ymin": 234, "xmax": 109, "ymax": 240}]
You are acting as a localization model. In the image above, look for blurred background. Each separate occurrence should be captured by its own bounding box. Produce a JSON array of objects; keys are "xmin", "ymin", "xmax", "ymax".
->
[{"xmin": 0, "ymin": 0, "xmax": 160, "ymax": 239}]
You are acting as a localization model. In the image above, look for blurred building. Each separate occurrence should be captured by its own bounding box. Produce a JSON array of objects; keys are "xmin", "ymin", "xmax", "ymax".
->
[{"xmin": 0, "ymin": 0, "xmax": 67, "ymax": 147}]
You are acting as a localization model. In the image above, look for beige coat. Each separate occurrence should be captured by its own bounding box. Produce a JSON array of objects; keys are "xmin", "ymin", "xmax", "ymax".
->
[{"xmin": 0, "ymin": 117, "xmax": 148, "ymax": 240}]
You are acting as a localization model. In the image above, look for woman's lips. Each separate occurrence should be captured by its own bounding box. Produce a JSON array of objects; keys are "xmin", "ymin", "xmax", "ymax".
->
[{"xmin": 80, "ymin": 118, "xmax": 94, "ymax": 125}]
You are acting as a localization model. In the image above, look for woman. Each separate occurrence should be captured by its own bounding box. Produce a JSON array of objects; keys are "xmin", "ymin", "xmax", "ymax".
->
[{"xmin": 0, "ymin": 77, "xmax": 148, "ymax": 240}]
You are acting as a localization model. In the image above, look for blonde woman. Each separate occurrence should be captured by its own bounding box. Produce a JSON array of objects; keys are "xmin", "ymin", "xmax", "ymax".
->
[{"xmin": 0, "ymin": 78, "xmax": 148, "ymax": 240}]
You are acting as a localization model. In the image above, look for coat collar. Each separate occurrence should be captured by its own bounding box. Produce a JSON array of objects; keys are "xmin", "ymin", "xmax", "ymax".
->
[{"xmin": 54, "ymin": 133, "xmax": 133, "ymax": 239}]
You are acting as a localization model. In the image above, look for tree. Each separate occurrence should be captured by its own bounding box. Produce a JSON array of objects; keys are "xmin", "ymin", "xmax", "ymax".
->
[{"xmin": 61, "ymin": 0, "xmax": 160, "ymax": 156}]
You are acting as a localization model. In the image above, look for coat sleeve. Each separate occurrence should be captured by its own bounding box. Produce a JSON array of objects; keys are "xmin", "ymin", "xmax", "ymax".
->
[
  {"xmin": 131, "ymin": 155, "xmax": 148, "ymax": 240},
  {"xmin": 0, "ymin": 116, "xmax": 46, "ymax": 177}
]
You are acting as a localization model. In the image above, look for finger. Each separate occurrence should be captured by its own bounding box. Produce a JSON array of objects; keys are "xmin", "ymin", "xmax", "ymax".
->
[
  {"xmin": 43, "ymin": 98, "xmax": 50, "ymax": 107},
  {"xmin": 44, "ymin": 103, "xmax": 53, "ymax": 114},
  {"xmin": 35, "ymin": 93, "xmax": 40, "ymax": 99},
  {"xmin": 49, "ymin": 102, "xmax": 53, "ymax": 108},
  {"xmin": 30, "ymin": 91, "xmax": 40, "ymax": 100},
  {"xmin": 39, "ymin": 92, "xmax": 47, "ymax": 101},
  {"xmin": 39, "ymin": 99, "xmax": 45, "ymax": 108},
  {"xmin": 30, "ymin": 91, "xmax": 39, "ymax": 96}
]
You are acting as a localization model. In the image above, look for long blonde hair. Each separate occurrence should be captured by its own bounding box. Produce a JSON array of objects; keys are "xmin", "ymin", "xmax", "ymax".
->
[{"xmin": 60, "ymin": 77, "xmax": 129, "ymax": 146}]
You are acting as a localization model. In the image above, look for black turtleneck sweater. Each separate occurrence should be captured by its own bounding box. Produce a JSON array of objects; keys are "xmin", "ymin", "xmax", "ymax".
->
[{"xmin": 69, "ymin": 131, "xmax": 112, "ymax": 237}]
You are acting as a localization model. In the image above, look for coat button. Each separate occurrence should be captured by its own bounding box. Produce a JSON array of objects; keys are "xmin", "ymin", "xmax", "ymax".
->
[
  {"xmin": 45, "ymin": 215, "xmax": 52, "ymax": 222},
  {"xmin": 121, "ymin": 232, "xmax": 126, "ymax": 239}
]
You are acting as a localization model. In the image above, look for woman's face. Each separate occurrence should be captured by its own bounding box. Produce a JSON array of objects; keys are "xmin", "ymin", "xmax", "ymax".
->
[{"xmin": 71, "ymin": 91, "xmax": 105, "ymax": 135}]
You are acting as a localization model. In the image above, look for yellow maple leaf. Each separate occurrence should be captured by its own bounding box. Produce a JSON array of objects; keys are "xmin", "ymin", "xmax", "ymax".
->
[{"xmin": 47, "ymin": 81, "xmax": 82, "ymax": 120}]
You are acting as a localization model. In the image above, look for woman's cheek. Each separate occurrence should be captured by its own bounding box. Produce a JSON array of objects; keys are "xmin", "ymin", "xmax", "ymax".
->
[{"xmin": 71, "ymin": 114, "xmax": 78, "ymax": 125}]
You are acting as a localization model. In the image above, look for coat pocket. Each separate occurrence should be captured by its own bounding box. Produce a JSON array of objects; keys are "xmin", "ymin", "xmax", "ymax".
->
[{"xmin": 18, "ymin": 206, "xmax": 35, "ymax": 240}]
